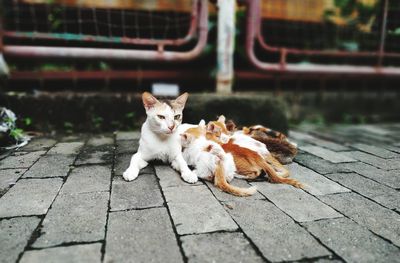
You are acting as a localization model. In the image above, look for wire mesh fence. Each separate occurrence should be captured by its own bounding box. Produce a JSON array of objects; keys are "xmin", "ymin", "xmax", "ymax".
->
[{"xmin": 247, "ymin": 0, "xmax": 400, "ymax": 74}]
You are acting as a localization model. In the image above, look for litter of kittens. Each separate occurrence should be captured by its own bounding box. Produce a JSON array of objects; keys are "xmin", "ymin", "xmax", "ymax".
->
[{"xmin": 0, "ymin": 107, "xmax": 30, "ymax": 151}]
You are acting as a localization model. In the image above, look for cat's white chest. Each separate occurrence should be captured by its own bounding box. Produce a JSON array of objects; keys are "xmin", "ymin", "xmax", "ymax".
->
[{"xmin": 139, "ymin": 128, "xmax": 180, "ymax": 162}]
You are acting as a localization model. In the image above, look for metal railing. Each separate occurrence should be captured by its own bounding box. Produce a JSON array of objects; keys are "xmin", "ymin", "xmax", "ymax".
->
[
  {"xmin": 246, "ymin": 0, "xmax": 400, "ymax": 75},
  {"xmin": 1, "ymin": 0, "xmax": 208, "ymax": 61}
]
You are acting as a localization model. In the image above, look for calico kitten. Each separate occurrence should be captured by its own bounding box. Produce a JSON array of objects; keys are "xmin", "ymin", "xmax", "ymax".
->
[
  {"xmin": 123, "ymin": 92, "xmax": 198, "ymax": 183},
  {"xmin": 181, "ymin": 121, "xmax": 257, "ymax": 196},
  {"xmin": 207, "ymin": 116, "xmax": 302, "ymax": 188}
]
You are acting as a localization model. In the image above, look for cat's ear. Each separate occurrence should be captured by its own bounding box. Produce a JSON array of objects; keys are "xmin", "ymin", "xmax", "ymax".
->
[
  {"xmin": 207, "ymin": 123, "xmax": 215, "ymax": 132},
  {"xmin": 217, "ymin": 115, "xmax": 226, "ymax": 123},
  {"xmin": 174, "ymin": 92, "xmax": 189, "ymax": 109},
  {"xmin": 198, "ymin": 119, "xmax": 206, "ymax": 128},
  {"xmin": 142, "ymin": 92, "xmax": 160, "ymax": 111}
]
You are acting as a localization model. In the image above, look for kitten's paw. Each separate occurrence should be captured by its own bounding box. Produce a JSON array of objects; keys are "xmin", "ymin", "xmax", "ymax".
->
[
  {"xmin": 123, "ymin": 168, "xmax": 139, "ymax": 181},
  {"xmin": 182, "ymin": 170, "xmax": 198, "ymax": 184}
]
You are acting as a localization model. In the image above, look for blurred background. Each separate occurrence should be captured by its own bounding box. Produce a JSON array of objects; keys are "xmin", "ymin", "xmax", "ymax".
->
[{"xmin": 0, "ymin": 0, "xmax": 399, "ymax": 136}]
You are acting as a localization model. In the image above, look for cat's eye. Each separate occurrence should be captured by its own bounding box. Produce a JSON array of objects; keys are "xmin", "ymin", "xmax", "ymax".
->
[
  {"xmin": 157, "ymin": 115, "xmax": 165, "ymax": 120},
  {"xmin": 174, "ymin": 114, "xmax": 181, "ymax": 120}
]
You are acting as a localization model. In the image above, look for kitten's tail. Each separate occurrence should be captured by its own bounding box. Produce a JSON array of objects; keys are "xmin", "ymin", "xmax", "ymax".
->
[
  {"xmin": 214, "ymin": 162, "xmax": 257, "ymax": 197},
  {"xmin": 257, "ymin": 157, "xmax": 303, "ymax": 188}
]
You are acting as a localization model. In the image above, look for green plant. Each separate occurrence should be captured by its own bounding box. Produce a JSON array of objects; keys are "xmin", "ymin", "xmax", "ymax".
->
[{"xmin": 63, "ymin": 122, "xmax": 74, "ymax": 134}]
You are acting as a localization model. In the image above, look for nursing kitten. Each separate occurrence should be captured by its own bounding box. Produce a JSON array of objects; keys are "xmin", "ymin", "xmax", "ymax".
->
[
  {"xmin": 181, "ymin": 121, "xmax": 257, "ymax": 196},
  {"xmin": 207, "ymin": 116, "xmax": 302, "ymax": 188},
  {"xmin": 237, "ymin": 124, "xmax": 298, "ymax": 164},
  {"xmin": 123, "ymin": 92, "xmax": 198, "ymax": 183}
]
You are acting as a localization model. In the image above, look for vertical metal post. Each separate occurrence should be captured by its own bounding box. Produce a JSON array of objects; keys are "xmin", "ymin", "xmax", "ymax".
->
[
  {"xmin": 0, "ymin": 17, "xmax": 10, "ymax": 76},
  {"xmin": 216, "ymin": 0, "xmax": 236, "ymax": 93},
  {"xmin": 378, "ymin": 0, "xmax": 389, "ymax": 66}
]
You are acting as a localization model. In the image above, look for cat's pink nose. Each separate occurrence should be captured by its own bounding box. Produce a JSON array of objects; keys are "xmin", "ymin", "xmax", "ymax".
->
[{"xmin": 168, "ymin": 125, "xmax": 175, "ymax": 131}]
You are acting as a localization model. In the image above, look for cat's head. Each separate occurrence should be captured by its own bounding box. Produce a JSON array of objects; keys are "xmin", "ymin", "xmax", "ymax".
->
[
  {"xmin": 206, "ymin": 115, "xmax": 230, "ymax": 144},
  {"xmin": 180, "ymin": 121, "xmax": 206, "ymax": 147},
  {"xmin": 142, "ymin": 92, "xmax": 189, "ymax": 135}
]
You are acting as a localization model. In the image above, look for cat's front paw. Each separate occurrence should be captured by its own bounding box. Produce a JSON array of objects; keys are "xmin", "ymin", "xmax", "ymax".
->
[
  {"xmin": 181, "ymin": 170, "xmax": 198, "ymax": 184},
  {"xmin": 123, "ymin": 168, "xmax": 139, "ymax": 181}
]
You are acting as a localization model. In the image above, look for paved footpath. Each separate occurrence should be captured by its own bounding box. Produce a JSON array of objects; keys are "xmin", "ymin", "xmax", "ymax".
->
[{"xmin": 0, "ymin": 124, "xmax": 399, "ymax": 263}]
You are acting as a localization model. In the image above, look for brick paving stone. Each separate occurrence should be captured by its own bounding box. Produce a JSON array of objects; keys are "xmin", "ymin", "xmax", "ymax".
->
[
  {"xmin": 324, "ymin": 173, "xmax": 400, "ymax": 211},
  {"xmin": 23, "ymin": 155, "xmax": 75, "ymax": 178},
  {"xmin": 205, "ymin": 179, "xmax": 264, "ymax": 202},
  {"xmin": 251, "ymin": 182, "xmax": 342, "ymax": 222},
  {"xmin": 0, "ymin": 178, "xmax": 63, "ymax": 217},
  {"xmin": 114, "ymin": 153, "xmax": 153, "ymax": 176},
  {"xmin": 33, "ymin": 192, "xmax": 109, "ymax": 248},
  {"xmin": 319, "ymin": 192, "xmax": 400, "ymax": 247},
  {"xmin": 116, "ymin": 140, "xmax": 139, "ymax": 155},
  {"xmin": 115, "ymin": 131, "xmax": 140, "ymax": 141},
  {"xmin": 163, "ymin": 185, "xmax": 237, "ymax": 235},
  {"xmin": 181, "ymin": 232, "xmax": 264, "ymax": 263},
  {"xmin": 105, "ymin": 208, "xmax": 183, "ymax": 263},
  {"xmin": 20, "ymin": 243, "xmax": 102, "ymax": 263},
  {"xmin": 0, "ymin": 217, "xmax": 41, "ymax": 263},
  {"xmin": 0, "ymin": 168, "xmax": 26, "ymax": 196},
  {"xmin": 0, "ymin": 151, "xmax": 45, "ymax": 169},
  {"xmin": 47, "ymin": 142, "xmax": 84, "ymax": 155},
  {"xmin": 18, "ymin": 138, "xmax": 57, "ymax": 152},
  {"xmin": 288, "ymin": 163, "xmax": 350, "ymax": 196},
  {"xmin": 294, "ymin": 153, "xmax": 351, "ymax": 175},
  {"xmin": 303, "ymin": 218, "xmax": 400, "ymax": 263},
  {"xmin": 300, "ymin": 146, "xmax": 356, "ymax": 163},
  {"xmin": 154, "ymin": 165, "xmax": 202, "ymax": 188},
  {"xmin": 351, "ymin": 143, "xmax": 400, "ymax": 159},
  {"xmin": 289, "ymin": 131, "xmax": 349, "ymax": 151},
  {"xmin": 110, "ymin": 174, "xmax": 163, "ymax": 211},
  {"xmin": 384, "ymin": 145, "xmax": 400, "ymax": 154},
  {"xmin": 224, "ymin": 199, "xmax": 330, "ymax": 262},
  {"xmin": 60, "ymin": 165, "xmax": 111, "ymax": 195},
  {"xmin": 75, "ymin": 136, "xmax": 114, "ymax": 165},
  {"xmin": 343, "ymin": 151, "xmax": 400, "ymax": 170},
  {"xmin": 342, "ymin": 162, "xmax": 400, "ymax": 189}
]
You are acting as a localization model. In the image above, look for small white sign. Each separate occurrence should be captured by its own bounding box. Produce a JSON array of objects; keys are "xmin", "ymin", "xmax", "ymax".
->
[{"xmin": 152, "ymin": 83, "xmax": 180, "ymax": 97}]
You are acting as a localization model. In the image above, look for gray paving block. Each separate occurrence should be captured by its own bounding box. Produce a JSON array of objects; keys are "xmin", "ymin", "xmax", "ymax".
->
[
  {"xmin": 0, "ymin": 178, "xmax": 63, "ymax": 218},
  {"xmin": 20, "ymin": 243, "xmax": 102, "ymax": 263},
  {"xmin": 47, "ymin": 142, "xmax": 84, "ymax": 155},
  {"xmin": 0, "ymin": 168, "xmax": 26, "ymax": 197},
  {"xmin": 154, "ymin": 165, "xmax": 202, "ymax": 188},
  {"xmin": 0, "ymin": 216, "xmax": 41, "ymax": 263},
  {"xmin": 23, "ymin": 155, "xmax": 75, "ymax": 178},
  {"xmin": 115, "ymin": 131, "xmax": 140, "ymax": 141},
  {"xmin": 301, "ymin": 146, "xmax": 356, "ymax": 163},
  {"xmin": 319, "ymin": 192, "xmax": 400, "ymax": 247},
  {"xmin": 205, "ymin": 179, "xmax": 264, "ymax": 202},
  {"xmin": 288, "ymin": 163, "xmax": 350, "ymax": 196},
  {"xmin": 105, "ymin": 208, "xmax": 183, "ymax": 263},
  {"xmin": 294, "ymin": 153, "xmax": 351, "ymax": 175},
  {"xmin": 351, "ymin": 143, "xmax": 400, "ymax": 159},
  {"xmin": 251, "ymin": 182, "xmax": 342, "ymax": 222},
  {"xmin": 342, "ymin": 162, "xmax": 400, "ymax": 189},
  {"xmin": 163, "ymin": 185, "xmax": 237, "ymax": 235},
  {"xmin": 324, "ymin": 173, "xmax": 400, "ymax": 211},
  {"xmin": 385, "ymin": 145, "xmax": 400, "ymax": 154},
  {"xmin": 75, "ymin": 136, "xmax": 114, "ymax": 165},
  {"xmin": 290, "ymin": 131, "xmax": 349, "ymax": 151},
  {"xmin": 110, "ymin": 174, "xmax": 164, "ymax": 211},
  {"xmin": 114, "ymin": 154, "xmax": 153, "ymax": 176},
  {"xmin": 0, "ymin": 151, "xmax": 45, "ymax": 169},
  {"xmin": 303, "ymin": 218, "xmax": 400, "ymax": 263},
  {"xmin": 60, "ymin": 165, "xmax": 111, "ymax": 195},
  {"xmin": 18, "ymin": 138, "xmax": 57, "ymax": 152},
  {"xmin": 116, "ymin": 140, "xmax": 139, "ymax": 155},
  {"xmin": 344, "ymin": 151, "xmax": 400, "ymax": 170},
  {"xmin": 33, "ymin": 192, "xmax": 109, "ymax": 248},
  {"xmin": 181, "ymin": 232, "xmax": 264, "ymax": 263},
  {"xmin": 224, "ymin": 199, "xmax": 330, "ymax": 262}
]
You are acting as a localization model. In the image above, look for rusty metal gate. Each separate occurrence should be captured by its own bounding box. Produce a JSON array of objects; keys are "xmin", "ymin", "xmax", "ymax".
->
[
  {"xmin": 1, "ymin": 0, "xmax": 208, "ymax": 61},
  {"xmin": 246, "ymin": 0, "xmax": 400, "ymax": 75}
]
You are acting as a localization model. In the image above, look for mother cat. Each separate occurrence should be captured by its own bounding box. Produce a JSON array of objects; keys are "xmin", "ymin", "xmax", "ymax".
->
[{"xmin": 123, "ymin": 92, "xmax": 198, "ymax": 183}]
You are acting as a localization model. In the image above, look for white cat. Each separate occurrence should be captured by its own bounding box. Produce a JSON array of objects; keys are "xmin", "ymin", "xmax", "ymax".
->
[{"xmin": 123, "ymin": 92, "xmax": 198, "ymax": 183}]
